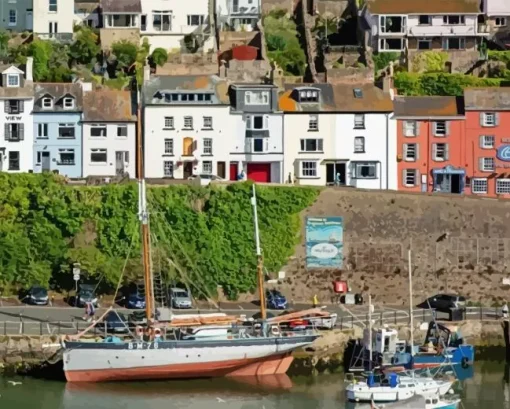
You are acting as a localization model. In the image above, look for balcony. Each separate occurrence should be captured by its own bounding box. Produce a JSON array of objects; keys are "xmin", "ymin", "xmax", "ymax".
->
[
  {"xmin": 103, "ymin": 14, "xmax": 139, "ymax": 29},
  {"xmin": 408, "ymin": 24, "xmax": 478, "ymax": 37},
  {"xmin": 246, "ymin": 129, "xmax": 269, "ymax": 138}
]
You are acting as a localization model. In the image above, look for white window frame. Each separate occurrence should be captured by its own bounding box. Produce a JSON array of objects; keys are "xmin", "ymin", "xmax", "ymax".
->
[
  {"xmin": 433, "ymin": 121, "xmax": 447, "ymax": 136},
  {"xmin": 202, "ymin": 161, "xmax": 213, "ymax": 174},
  {"xmin": 58, "ymin": 123, "xmax": 75, "ymax": 139},
  {"xmin": 432, "ymin": 143, "xmax": 448, "ymax": 161},
  {"xmin": 246, "ymin": 115, "xmax": 268, "ymax": 131},
  {"xmin": 203, "ymin": 138, "xmax": 213, "ymax": 155},
  {"xmin": 403, "ymin": 120, "xmax": 417, "ymax": 137},
  {"xmin": 164, "ymin": 138, "xmax": 173, "ymax": 155},
  {"xmin": 403, "ymin": 169, "xmax": 418, "ymax": 187},
  {"xmin": 480, "ymin": 157, "xmax": 495, "ymax": 172},
  {"xmin": 496, "ymin": 17, "xmax": 507, "ymax": 27},
  {"xmin": 42, "ymin": 97, "xmax": 53, "ymax": 109},
  {"xmin": 164, "ymin": 116, "xmax": 174, "ymax": 129},
  {"xmin": 404, "ymin": 143, "xmax": 417, "ymax": 161},
  {"xmin": 308, "ymin": 114, "xmax": 318, "ymax": 131},
  {"xmin": 153, "ymin": 10, "xmax": 172, "ymax": 32},
  {"xmin": 247, "ymin": 138, "xmax": 269, "ymax": 153},
  {"xmin": 90, "ymin": 149, "xmax": 107, "ymax": 164},
  {"xmin": 187, "ymin": 15, "xmax": 205, "ymax": 26},
  {"xmin": 117, "ymin": 125, "xmax": 128, "ymax": 138},
  {"xmin": 37, "ymin": 123, "xmax": 48, "ymax": 139},
  {"xmin": 496, "ymin": 179, "xmax": 510, "ymax": 194},
  {"xmin": 7, "ymin": 74, "xmax": 19, "ymax": 87},
  {"xmin": 244, "ymin": 91, "xmax": 269, "ymax": 105},
  {"xmin": 63, "ymin": 97, "xmax": 74, "ymax": 109},
  {"xmin": 483, "ymin": 112, "xmax": 496, "ymax": 127},
  {"xmin": 354, "ymin": 162, "xmax": 377, "ymax": 179},
  {"xmin": 8, "ymin": 9, "xmax": 16, "ymax": 26},
  {"xmin": 418, "ymin": 15, "xmax": 431, "ymax": 25},
  {"xmin": 49, "ymin": 0, "xmax": 57, "ymax": 12},
  {"xmin": 163, "ymin": 161, "xmax": 173, "ymax": 177},
  {"xmin": 354, "ymin": 136, "xmax": 365, "ymax": 153},
  {"xmin": 471, "ymin": 178, "xmax": 488, "ymax": 194},
  {"xmin": 300, "ymin": 161, "xmax": 318, "ymax": 178},
  {"xmin": 417, "ymin": 38, "xmax": 432, "ymax": 50},
  {"xmin": 480, "ymin": 135, "xmax": 495, "ymax": 149},
  {"xmin": 203, "ymin": 116, "xmax": 213, "ymax": 129},
  {"xmin": 90, "ymin": 123, "xmax": 107, "ymax": 137},
  {"xmin": 442, "ymin": 37, "xmax": 466, "ymax": 50},
  {"xmin": 300, "ymin": 139, "xmax": 323, "ymax": 152},
  {"xmin": 58, "ymin": 149, "xmax": 75, "ymax": 166},
  {"xmin": 443, "ymin": 15, "xmax": 466, "ymax": 25},
  {"xmin": 183, "ymin": 116, "xmax": 193, "ymax": 129},
  {"xmin": 354, "ymin": 114, "xmax": 365, "ymax": 129},
  {"xmin": 379, "ymin": 38, "xmax": 405, "ymax": 51}
]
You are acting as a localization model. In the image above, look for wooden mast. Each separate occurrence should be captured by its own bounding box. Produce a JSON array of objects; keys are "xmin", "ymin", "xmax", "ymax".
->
[
  {"xmin": 137, "ymin": 98, "xmax": 154, "ymax": 326},
  {"xmin": 251, "ymin": 184, "xmax": 266, "ymax": 320}
]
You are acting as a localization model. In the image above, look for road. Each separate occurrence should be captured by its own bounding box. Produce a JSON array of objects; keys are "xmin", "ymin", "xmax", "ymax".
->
[{"xmin": 0, "ymin": 303, "xmax": 501, "ymax": 336}]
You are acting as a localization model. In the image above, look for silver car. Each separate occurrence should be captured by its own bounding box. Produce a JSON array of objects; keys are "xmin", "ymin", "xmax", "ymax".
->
[{"xmin": 169, "ymin": 288, "xmax": 192, "ymax": 309}]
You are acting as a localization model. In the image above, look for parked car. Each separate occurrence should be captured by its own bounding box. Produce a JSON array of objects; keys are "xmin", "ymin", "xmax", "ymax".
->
[
  {"xmin": 24, "ymin": 286, "xmax": 49, "ymax": 305},
  {"xmin": 99, "ymin": 311, "xmax": 129, "ymax": 334},
  {"xmin": 124, "ymin": 282, "xmax": 146, "ymax": 309},
  {"xmin": 76, "ymin": 284, "xmax": 99, "ymax": 308},
  {"xmin": 266, "ymin": 290, "xmax": 287, "ymax": 310},
  {"xmin": 188, "ymin": 174, "xmax": 224, "ymax": 186},
  {"xmin": 169, "ymin": 288, "xmax": 192, "ymax": 309},
  {"xmin": 418, "ymin": 294, "xmax": 467, "ymax": 313}
]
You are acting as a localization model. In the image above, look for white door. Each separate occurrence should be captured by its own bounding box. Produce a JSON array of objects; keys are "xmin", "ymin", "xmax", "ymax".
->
[{"xmin": 26, "ymin": 10, "xmax": 33, "ymax": 31}]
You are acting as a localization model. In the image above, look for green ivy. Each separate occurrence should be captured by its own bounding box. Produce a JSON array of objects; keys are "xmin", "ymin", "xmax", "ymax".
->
[
  {"xmin": 373, "ymin": 52, "xmax": 400, "ymax": 72},
  {"xmin": 0, "ymin": 175, "xmax": 319, "ymax": 299}
]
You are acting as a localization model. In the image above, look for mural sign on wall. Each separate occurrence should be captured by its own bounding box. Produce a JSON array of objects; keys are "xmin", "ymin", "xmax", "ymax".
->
[
  {"xmin": 305, "ymin": 217, "xmax": 343, "ymax": 269},
  {"xmin": 497, "ymin": 145, "xmax": 510, "ymax": 162}
]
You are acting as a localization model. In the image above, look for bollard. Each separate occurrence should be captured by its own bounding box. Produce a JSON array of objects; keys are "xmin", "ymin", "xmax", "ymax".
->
[
  {"xmin": 480, "ymin": 306, "xmax": 483, "ymax": 321},
  {"xmin": 40, "ymin": 321, "xmax": 43, "ymax": 336},
  {"xmin": 380, "ymin": 312, "xmax": 383, "ymax": 326},
  {"xmin": 3, "ymin": 321, "xmax": 6, "ymax": 335}
]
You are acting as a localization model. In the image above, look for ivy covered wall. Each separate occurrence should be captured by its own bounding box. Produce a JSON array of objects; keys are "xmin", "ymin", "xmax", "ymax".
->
[{"xmin": 0, "ymin": 174, "xmax": 318, "ymax": 299}]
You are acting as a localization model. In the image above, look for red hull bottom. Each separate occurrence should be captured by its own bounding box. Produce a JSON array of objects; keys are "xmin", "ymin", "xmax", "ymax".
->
[{"xmin": 65, "ymin": 354, "xmax": 294, "ymax": 382}]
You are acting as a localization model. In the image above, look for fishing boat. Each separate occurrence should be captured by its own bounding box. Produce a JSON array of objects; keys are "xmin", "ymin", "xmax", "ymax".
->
[
  {"xmin": 345, "ymin": 372, "xmax": 454, "ymax": 403},
  {"xmin": 60, "ymin": 107, "xmax": 319, "ymax": 382}
]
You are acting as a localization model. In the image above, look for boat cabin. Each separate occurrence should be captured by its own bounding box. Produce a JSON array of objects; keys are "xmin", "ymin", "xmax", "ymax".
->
[{"xmin": 423, "ymin": 322, "xmax": 464, "ymax": 351}]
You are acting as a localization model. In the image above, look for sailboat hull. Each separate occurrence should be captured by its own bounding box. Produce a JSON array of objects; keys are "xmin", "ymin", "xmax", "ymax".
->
[{"xmin": 64, "ymin": 335, "xmax": 316, "ymax": 382}]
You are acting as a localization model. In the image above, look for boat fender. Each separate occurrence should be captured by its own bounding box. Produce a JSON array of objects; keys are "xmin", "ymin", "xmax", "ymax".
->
[
  {"xmin": 461, "ymin": 357, "xmax": 469, "ymax": 369},
  {"xmin": 154, "ymin": 327, "xmax": 162, "ymax": 338},
  {"xmin": 270, "ymin": 325, "xmax": 281, "ymax": 336},
  {"xmin": 135, "ymin": 326, "xmax": 144, "ymax": 338}
]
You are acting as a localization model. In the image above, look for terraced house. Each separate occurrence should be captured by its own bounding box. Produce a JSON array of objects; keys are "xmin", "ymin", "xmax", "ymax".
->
[
  {"xmin": 0, "ymin": 58, "xmax": 34, "ymax": 173},
  {"xmin": 32, "ymin": 82, "xmax": 84, "ymax": 177}
]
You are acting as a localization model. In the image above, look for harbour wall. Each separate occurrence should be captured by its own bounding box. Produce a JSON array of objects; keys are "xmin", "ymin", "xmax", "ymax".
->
[{"xmin": 279, "ymin": 187, "xmax": 510, "ymax": 305}]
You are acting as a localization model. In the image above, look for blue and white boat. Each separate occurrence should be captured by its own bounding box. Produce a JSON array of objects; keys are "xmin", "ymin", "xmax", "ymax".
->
[{"xmin": 365, "ymin": 393, "xmax": 461, "ymax": 409}]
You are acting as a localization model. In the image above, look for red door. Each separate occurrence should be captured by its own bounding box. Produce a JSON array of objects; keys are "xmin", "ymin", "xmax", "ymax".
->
[
  {"xmin": 247, "ymin": 163, "xmax": 271, "ymax": 183},
  {"xmin": 229, "ymin": 162, "xmax": 238, "ymax": 181}
]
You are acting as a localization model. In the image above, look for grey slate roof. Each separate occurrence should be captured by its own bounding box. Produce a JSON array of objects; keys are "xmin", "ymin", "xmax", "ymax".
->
[
  {"xmin": 33, "ymin": 83, "xmax": 83, "ymax": 112},
  {"xmin": 464, "ymin": 88, "xmax": 510, "ymax": 111},
  {"xmin": 143, "ymin": 75, "xmax": 230, "ymax": 105},
  {"xmin": 83, "ymin": 90, "xmax": 136, "ymax": 122},
  {"xmin": 100, "ymin": 0, "xmax": 142, "ymax": 13}
]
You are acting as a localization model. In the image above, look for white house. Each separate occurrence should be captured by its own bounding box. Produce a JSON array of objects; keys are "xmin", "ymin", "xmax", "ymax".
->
[
  {"xmin": 33, "ymin": 0, "xmax": 74, "ymax": 40},
  {"xmin": 82, "ymin": 90, "xmax": 137, "ymax": 177},
  {"xmin": 143, "ymin": 74, "xmax": 233, "ymax": 179},
  {"xmin": 216, "ymin": 0, "xmax": 261, "ymax": 31},
  {"xmin": 0, "ymin": 58, "xmax": 34, "ymax": 173},
  {"xmin": 483, "ymin": 0, "xmax": 510, "ymax": 43},
  {"xmin": 140, "ymin": 0, "xmax": 215, "ymax": 52},
  {"xmin": 74, "ymin": 1, "xmax": 101, "ymax": 28},
  {"xmin": 229, "ymin": 83, "xmax": 283, "ymax": 183},
  {"xmin": 362, "ymin": 0, "xmax": 486, "ymax": 53},
  {"xmin": 281, "ymin": 83, "xmax": 397, "ymax": 190}
]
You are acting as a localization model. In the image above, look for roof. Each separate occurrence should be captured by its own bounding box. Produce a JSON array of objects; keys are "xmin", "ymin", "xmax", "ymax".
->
[
  {"xmin": 83, "ymin": 90, "xmax": 135, "ymax": 122},
  {"xmin": 100, "ymin": 0, "xmax": 141, "ymax": 13},
  {"xmin": 485, "ymin": 0, "xmax": 510, "ymax": 16},
  {"xmin": 279, "ymin": 83, "xmax": 392, "ymax": 112},
  {"xmin": 143, "ymin": 75, "xmax": 230, "ymax": 105},
  {"xmin": 34, "ymin": 83, "xmax": 83, "ymax": 112},
  {"xmin": 393, "ymin": 96, "xmax": 465, "ymax": 118},
  {"xmin": 464, "ymin": 88, "xmax": 510, "ymax": 110},
  {"xmin": 365, "ymin": 0, "xmax": 480, "ymax": 14}
]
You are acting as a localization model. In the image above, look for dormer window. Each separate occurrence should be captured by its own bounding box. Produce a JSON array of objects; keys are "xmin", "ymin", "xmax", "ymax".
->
[
  {"xmin": 7, "ymin": 74, "xmax": 19, "ymax": 88},
  {"xmin": 63, "ymin": 97, "xmax": 74, "ymax": 109},
  {"xmin": 298, "ymin": 89, "xmax": 319, "ymax": 103},
  {"xmin": 42, "ymin": 97, "xmax": 53, "ymax": 109}
]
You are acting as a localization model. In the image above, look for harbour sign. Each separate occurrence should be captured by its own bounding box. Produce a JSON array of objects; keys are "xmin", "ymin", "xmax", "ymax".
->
[{"xmin": 497, "ymin": 145, "xmax": 510, "ymax": 161}]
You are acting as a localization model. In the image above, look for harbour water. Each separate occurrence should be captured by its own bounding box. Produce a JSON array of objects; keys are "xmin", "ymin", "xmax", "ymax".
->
[{"xmin": 0, "ymin": 361, "xmax": 508, "ymax": 409}]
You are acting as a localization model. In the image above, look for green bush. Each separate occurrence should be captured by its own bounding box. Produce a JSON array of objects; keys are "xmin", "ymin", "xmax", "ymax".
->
[
  {"xmin": 151, "ymin": 47, "xmax": 168, "ymax": 67},
  {"xmin": 488, "ymin": 50, "xmax": 510, "ymax": 66},
  {"xmin": 394, "ymin": 72, "xmax": 504, "ymax": 96},
  {"xmin": 0, "ymin": 175, "xmax": 318, "ymax": 299},
  {"xmin": 373, "ymin": 52, "xmax": 400, "ymax": 72}
]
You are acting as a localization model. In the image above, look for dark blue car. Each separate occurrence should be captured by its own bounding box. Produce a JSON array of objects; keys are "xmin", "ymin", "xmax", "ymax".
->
[
  {"xmin": 266, "ymin": 290, "xmax": 287, "ymax": 310},
  {"xmin": 100, "ymin": 311, "xmax": 129, "ymax": 334}
]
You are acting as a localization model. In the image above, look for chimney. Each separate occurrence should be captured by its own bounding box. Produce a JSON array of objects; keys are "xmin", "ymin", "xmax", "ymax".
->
[
  {"xmin": 80, "ymin": 81, "xmax": 93, "ymax": 92},
  {"xmin": 25, "ymin": 57, "xmax": 33, "ymax": 82},
  {"xmin": 143, "ymin": 61, "xmax": 150, "ymax": 84}
]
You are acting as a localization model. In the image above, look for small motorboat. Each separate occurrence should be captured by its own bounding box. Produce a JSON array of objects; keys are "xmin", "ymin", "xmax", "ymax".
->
[
  {"xmin": 366, "ymin": 393, "xmax": 461, "ymax": 409},
  {"xmin": 345, "ymin": 372, "xmax": 454, "ymax": 403}
]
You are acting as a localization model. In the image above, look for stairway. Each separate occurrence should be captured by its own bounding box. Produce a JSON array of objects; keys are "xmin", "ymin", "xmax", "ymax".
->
[{"xmin": 153, "ymin": 271, "xmax": 168, "ymax": 308}]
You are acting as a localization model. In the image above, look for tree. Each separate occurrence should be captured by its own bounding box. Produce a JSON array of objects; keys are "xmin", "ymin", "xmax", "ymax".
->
[
  {"xmin": 0, "ymin": 31, "xmax": 9, "ymax": 58},
  {"xmin": 151, "ymin": 47, "xmax": 168, "ymax": 67},
  {"xmin": 69, "ymin": 26, "xmax": 100, "ymax": 66},
  {"xmin": 29, "ymin": 40, "xmax": 53, "ymax": 81},
  {"xmin": 111, "ymin": 40, "xmax": 139, "ymax": 70}
]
